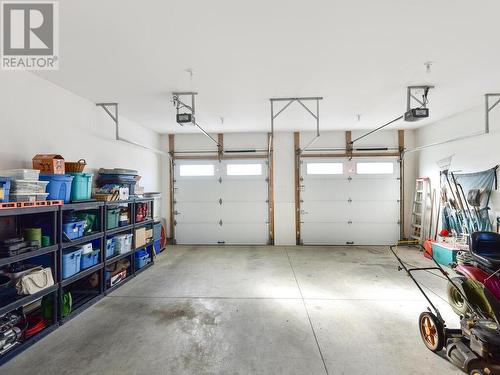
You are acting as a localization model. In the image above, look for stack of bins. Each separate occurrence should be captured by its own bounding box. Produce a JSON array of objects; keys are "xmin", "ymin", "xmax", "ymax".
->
[
  {"xmin": 96, "ymin": 168, "xmax": 139, "ymax": 197},
  {"xmin": 0, "ymin": 169, "xmax": 49, "ymax": 202},
  {"xmin": 0, "ymin": 177, "xmax": 11, "ymax": 202}
]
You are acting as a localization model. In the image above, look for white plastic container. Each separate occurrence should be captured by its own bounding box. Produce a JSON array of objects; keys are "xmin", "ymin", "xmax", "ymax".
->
[
  {"xmin": 144, "ymin": 192, "xmax": 161, "ymax": 222},
  {"xmin": 0, "ymin": 169, "xmax": 40, "ymax": 181},
  {"xmin": 9, "ymin": 192, "xmax": 49, "ymax": 202},
  {"xmin": 113, "ymin": 234, "xmax": 133, "ymax": 254},
  {"xmin": 11, "ymin": 180, "xmax": 48, "ymax": 193},
  {"xmin": 79, "ymin": 243, "xmax": 93, "ymax": 255}
]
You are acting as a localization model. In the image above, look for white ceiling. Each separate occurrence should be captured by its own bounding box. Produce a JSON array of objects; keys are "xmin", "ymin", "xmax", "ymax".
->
[{"xmin": 36, "ymin": 0, "xmax": 500, "ymax": 134}]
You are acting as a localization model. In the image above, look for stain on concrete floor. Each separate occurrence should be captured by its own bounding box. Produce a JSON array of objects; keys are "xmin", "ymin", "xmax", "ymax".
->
[{"xmin": 152, "ymin": 301, "xmax": 220, "ymax": 327}]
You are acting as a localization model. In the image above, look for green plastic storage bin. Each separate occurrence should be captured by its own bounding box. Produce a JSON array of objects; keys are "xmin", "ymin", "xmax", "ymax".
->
[
  {"xmin": 68, "ymin": 172, "xmax": 93, "ymax": 201},
  {"xmin": 107, "ymin": 208, "xmax": 120, "ymax": 230}
]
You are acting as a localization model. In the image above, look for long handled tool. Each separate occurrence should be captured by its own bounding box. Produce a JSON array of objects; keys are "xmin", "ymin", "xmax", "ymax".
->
[
  {"xmin": 429, "ymin": 189, "xmax": 435, "ymax": 240},
  {"xmin": 434, "ymin": 192, "xmax": 441, "ymax": 241},
  {"xmin": 451, "ymin": 172, "xmax": 478, "ymax": 233}
]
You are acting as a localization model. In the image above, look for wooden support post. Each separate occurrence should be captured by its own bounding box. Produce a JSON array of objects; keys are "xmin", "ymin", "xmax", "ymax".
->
[
  {"xmin": 294, "ymin": 132, "xmax": 301, "ymax": 245},
  {"xmin": 268, "ymin": 132, "xmax": 275, "ymax": 245},
  {"xmin": 217, "ymin": 133, "xmax": 224, "ymax": 161},
  {"xmin": 345, "ymin": 131, "xmax": 352, "ymax": 159},
  {"xmin": 398, "ymin": 130, "xmax": 405, "ymax": 240},
  {"xmin": 168, "ymin": 134, "xmax": 175, "ymax": 244}
]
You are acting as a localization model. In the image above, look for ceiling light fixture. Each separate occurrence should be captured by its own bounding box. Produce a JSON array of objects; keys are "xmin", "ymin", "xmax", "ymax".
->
[{"xmin": 424, "ymin": 61, "xmax": 434, "ymax": 74}]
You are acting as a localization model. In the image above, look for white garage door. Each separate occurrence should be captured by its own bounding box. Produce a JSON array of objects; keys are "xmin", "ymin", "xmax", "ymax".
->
[
  {"xmin": 300, "ymin": 158, "xmax": 400, "ymax": 245},
  {"xmin": 173, "ymin": 159, "xmax": 269, "ymax": 244}
]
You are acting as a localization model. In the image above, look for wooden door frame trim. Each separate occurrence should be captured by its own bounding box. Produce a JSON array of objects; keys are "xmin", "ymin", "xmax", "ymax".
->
[
  {"xmin": 168, "ymin": 134, "xmax": 175, "ymax": 244},
  {"xmin": 294, "ymin": 132, "xmax": 301, "ymax": 245},
  {"xmin": 268, "ymin": 132, "xmax": 275, "ymax": 245},
  {"xmin": 398, "ymin": 129, "xmax": 405, "ymax": 240}
]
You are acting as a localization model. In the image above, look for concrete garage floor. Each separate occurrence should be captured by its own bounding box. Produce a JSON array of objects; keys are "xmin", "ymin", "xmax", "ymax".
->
[{"xmin": 3, "ymin": 246, "xmax": 461, "ymax": 375}]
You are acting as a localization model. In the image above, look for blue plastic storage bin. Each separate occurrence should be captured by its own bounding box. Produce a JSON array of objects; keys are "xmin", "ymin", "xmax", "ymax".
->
[
  {"xmin": 105, "ymin": 238, "xmax": 116, "ymax": 259},
  {"xmin": 39, "ymin": 174, "xmax": 73, "ymax": 203},
  {"xmin": 153, "ymin": 223, "xmax": 161, "ymax": 241},
  {"xmin": 63, "ymin": 220, "xmax": 86, "ymax": 240},
  {"xmin": 81, "ymin": 249, "xmax": 99, "ymax": 270},
  {"xmin": 153, "ymin": 239, "xmax": 161, "ymax": 255},
  {"xmin": 62, "ymin": 248, "xmax": 83, "ymax": 279},
  {"xmin": 68, "ymin": 172, "xmax": 93, "ymax": 201},
  {"xmin": 135, "ymin": 249, "xmax": 150, "ymax": 270},
  {"xmin": 0, "ymin": 177, "xmax": 11, "ymax": 203}
]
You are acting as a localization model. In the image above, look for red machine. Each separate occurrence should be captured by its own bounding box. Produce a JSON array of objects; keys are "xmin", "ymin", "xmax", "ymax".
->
[{"xmin": 448, "ymin": 232, "xmax": 500, "ymax": 318}]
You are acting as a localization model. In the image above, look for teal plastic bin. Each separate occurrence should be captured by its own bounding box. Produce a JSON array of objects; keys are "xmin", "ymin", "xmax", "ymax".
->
[
  {"xmin": 68, "ymin": 172, "xmax": 93, "ymax": 201},
  {"xmin": 431, "ymin": 242, "xmax": 459, "ymax": 267},
  {"xmin": 106, "ymin": 208, "xmax": 120, "ymax": 230}
]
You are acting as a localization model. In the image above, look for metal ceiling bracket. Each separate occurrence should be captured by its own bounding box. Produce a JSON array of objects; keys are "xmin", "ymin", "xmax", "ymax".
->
[
  {"xmin": 485, "ymin": 93, "xmax": 500, "ymax": 134},
  {"xmin": 96, "ymin": 102, "xmax": 168, "ymax": 156},
  {"xmin": 406, "ymin": 85, "xmax": 434, "ymax": 111},
  {"xmin": 172, "ymin": 92, "xmax": 222, "ymax": 149},
  {"xmin": 270, "ymin": 97, "xmax": 323, "ymax": 153},
  {"xmin": 351, "ymin": 85, "xmax": 434, "ymax": 146},
  {"xmin": 403, "ymin": 92, "xmax": 499, "ymax": 157}
]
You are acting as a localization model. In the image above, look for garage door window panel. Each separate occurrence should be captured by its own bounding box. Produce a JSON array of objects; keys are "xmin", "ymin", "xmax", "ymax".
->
[
  {"xmin": 306, "ymin": 162, "xmax": 344, "ymax": 175},
  {"xmin": 356, "ymin": 162, "xmax": 394, "ymax": 175},
  {"xmin": 226, "ymin": 163, "xmax": 262, "ymax": 176},
  {"xmin": 179, "ymin": 164, "xmax": 215, "ymax": 177}
]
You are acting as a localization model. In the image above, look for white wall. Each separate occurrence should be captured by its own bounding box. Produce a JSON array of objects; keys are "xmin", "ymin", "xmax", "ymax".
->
[
  {"xmin": 273, "ymin": 132, "xmax": 296, "ymax": 245},
  {"xmin": 0, "ymin": 71, "xmax": 162, "ymax": 193},
  {"xmin": 415, "ymin": 104, "xmax": 500, "ymax": 232},
  {"xmin": 161, "ymin": 129, "xmax": 413, "ymax": 244}
]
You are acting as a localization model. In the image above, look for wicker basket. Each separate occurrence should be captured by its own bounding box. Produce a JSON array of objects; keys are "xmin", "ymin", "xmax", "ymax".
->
[{"xmin": 65, "ymin": 159, "xmax": 86, "ymax": 173}]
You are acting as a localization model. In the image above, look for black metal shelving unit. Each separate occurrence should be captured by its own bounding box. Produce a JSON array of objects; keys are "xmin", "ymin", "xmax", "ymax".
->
[
  {"xmin": 58, "ymin": 200, "xmax": 104, "ymax": 324},
  {"xmin": 102, "ymin": 198, "xmax": 155, "ymax": 292},
  {"xmin": 0, "ymin": 197, "xmax": 157, "ymax": 365},
  {"xmin": 0, "ymin": 205, "xmax": 59, "ymax": 366},
  {"xmin": 0, "ymin": 324, "xmax": 59, "ymax": 365},
  {"xmin": 0, "ymin": 285, "xmax": 58, "ymax": 316},
  {"xmin": 0, "ymin": 245, "xmax": 58, "ymax": 268}
]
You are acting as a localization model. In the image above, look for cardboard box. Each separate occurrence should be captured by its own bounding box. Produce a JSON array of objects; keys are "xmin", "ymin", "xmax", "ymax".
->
[
  {"xmin": 109, "ymin": 270, "xmax": 127, "ymax": 287},
  {"xmin": 32, "ymin": 154, "xmax": 65, "ymax": 174},
  {"xmin": 135, "ymin": 227, "xmax": 154, "ymax": 249},
  {"xmin": 145, "ymin": 229, "xmax": 153, "ymax": 243},
  {"xmin": 135, "ymin": 227, "xmax": 146, "ymax": 248}
]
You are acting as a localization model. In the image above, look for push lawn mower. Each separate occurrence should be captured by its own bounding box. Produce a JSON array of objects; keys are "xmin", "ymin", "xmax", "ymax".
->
[
  {"xmin": 391, "ymin": 244, "xmax": 500, "ymax": 374},
  {"xmin": 448, "ymin": 232, "xmax": 500, "ymax": 320}
]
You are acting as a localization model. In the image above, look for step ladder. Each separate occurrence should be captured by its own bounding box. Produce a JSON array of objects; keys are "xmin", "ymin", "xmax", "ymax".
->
[{"xmin": 410, "ymin": 177, "xmax": 431, "ymax": 242}]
